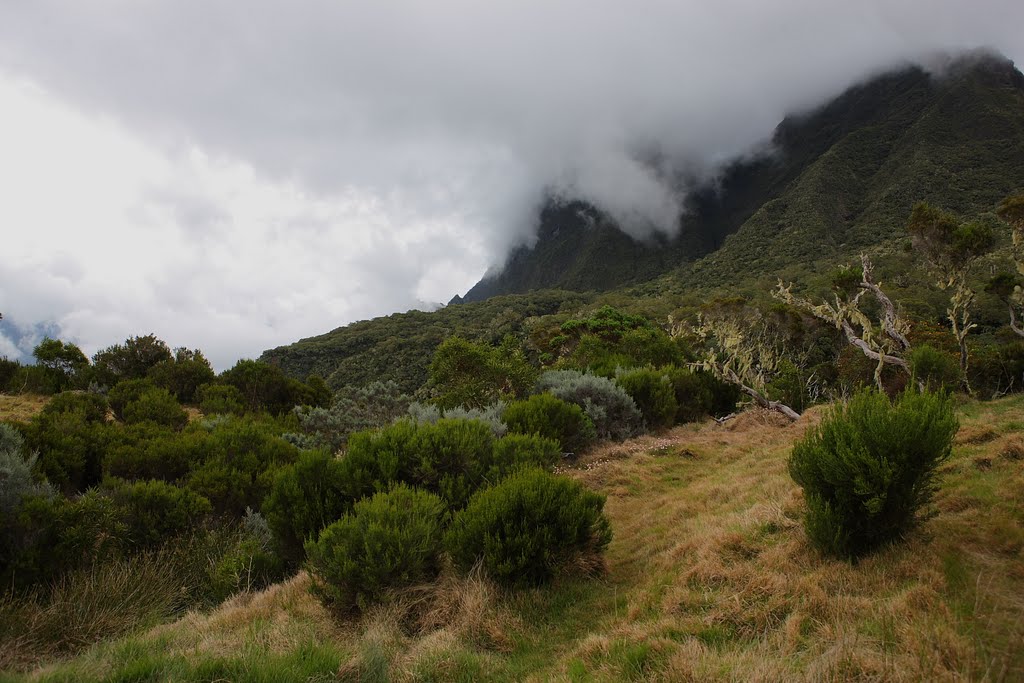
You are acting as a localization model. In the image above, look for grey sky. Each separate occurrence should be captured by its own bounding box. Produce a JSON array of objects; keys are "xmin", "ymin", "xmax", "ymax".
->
[{"xmin": 0, "ymin": 1, "xmax": 1022, "ymax": 369}]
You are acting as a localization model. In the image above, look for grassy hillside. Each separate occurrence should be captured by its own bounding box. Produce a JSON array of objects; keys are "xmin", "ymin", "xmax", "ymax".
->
[
  {"xmin": 0, "ymin": 395, "xmax": 49, "ymax": 423},
  {"xmin": 12, "ymin": 396, "xmax": 1023, "ymax": 682}
]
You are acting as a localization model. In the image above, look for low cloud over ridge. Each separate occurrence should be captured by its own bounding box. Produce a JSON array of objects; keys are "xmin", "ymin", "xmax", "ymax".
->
[{"xmin": 0, "ymin": 1, "xmax": 1022, "ymax": 367}]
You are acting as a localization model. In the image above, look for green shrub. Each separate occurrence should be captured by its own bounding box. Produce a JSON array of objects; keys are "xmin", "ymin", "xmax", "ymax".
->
[
  {"xmin": 0, "ymin": 357, "xmax": 20, "ymax": 393},
  {"xmin": 406, "ymin": 418, "xmax": 495, "ymax": 507},
  {"xmin": 219, "ymin": 359, "xmax": 306, "ymax": 416},
  {"xmin": 2, "ymin": 491, "xmax": 127, "ymax": 588},
  {"xmin": 305, "ymin": 484, "xmax": 447, "ymax": 612},
  {"xmin": 109, "ymin": 479, "xmax": 212, "ymax": 549},
  {"xmin": 103, "ymin": 424, "xmax": 209, "ymax": 483},
  {"xmin": 765, "ymin": 359, "xmax": 810, "ymax": 414},
  {"xmin": 7, "ymin": 365, "xmax": 55, "ymax": 395},
  {"xmin": 122, "ymin": 388, "xmax": 189, "ymax": 429},
  {"xmin": 262, "ymin": 450, "xmax": 355, "ymax": 563},
  {"xmin": 40, "ymin": 391, "xmax": 109, "ymax": 424},
  {"xmin": 691, "ymin": 370, "xmax": 740, "ymax": 418},
  {"xmin": 502, "ymin": 394, "xmax": 596, "ymax": 454},
  {"xmin": 428, "ymin": 336, "xmax": 536, "ymax": 410},
  {"xmin": 197, "ymin": 384, "xmax": 246, "ymax": 416},
  {"xmin": 969, "ymin": 340, "xmax": 1024, "ymax": 399},
  {"xmin": 488, "ymin": 434, "xmax": 561, "ymax": 480},
  {"xmin": 342, "ymin": 418, "xmax": 497, "ymax": 509},
  {"xmin": 788, "ymin": 389, "xmax": 957, "ymax": 560},
  {"xmin": 147, "ymin": 348, "xmax": 216, "ymax": 404},
  {"xmin": 205, "ymin": 512, "xmax": 284, "ymax": 602},
  {"xmin": 910, "ymin": 345, "xmax": 962, "ymax": 393},
  {"xmin": 663, "ymin": 366, "xmax": 713, "ymax": 423},
  {"xmin": 185, "ymin": 417, "xmax": 299, "ymax": 516},
  {"xmin": 108, "ymin": 378, "xmax": 156, "ymax": 421},
  {"xmin": 615, "ymin": 369, "xmax": 677, "ymax": 430},
  {"xmin": 26, "ymin": 395, "xmax": 110, "ymax": 494},
  {"xmin": 446, "ymin": 469, "xmax": 611, "ymax": 587},
  {"xmin": 536, "ymin": 370, "xmax": 643, "ymax": 441},
  {"xmin": 92, "ymin": 334, "xmax": 173, "ymax": 386}
]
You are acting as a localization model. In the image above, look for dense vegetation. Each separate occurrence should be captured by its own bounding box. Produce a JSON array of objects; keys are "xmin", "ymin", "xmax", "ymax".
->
[{"xmin": 3, "ymin": 52, "xmax": 1024, "ymax": 679}]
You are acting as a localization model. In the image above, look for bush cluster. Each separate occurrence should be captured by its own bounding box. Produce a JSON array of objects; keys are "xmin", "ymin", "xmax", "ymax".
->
[{"xmin": 536, "ymin": 370, "xmax": 644, "ymax": 441}]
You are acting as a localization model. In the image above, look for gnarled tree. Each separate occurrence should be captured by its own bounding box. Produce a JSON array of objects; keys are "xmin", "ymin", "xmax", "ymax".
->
[
  {"xmin": 994, "ymin": 191, "xmax": 1024, "ymax": 337},
  {"xmin": 774, "ymin": 254, "xmax": 910, "ymax": 391},
  {"xmin": 688, "ymin": 299, "xmax": 801, "ymax": 421},
  {"xmin": 907, "ymin": 203, "xmax": 995, "ymax": 392}
]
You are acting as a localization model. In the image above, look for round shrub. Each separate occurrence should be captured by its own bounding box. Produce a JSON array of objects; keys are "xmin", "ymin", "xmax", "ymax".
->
[
  {"xmin": 108, "ymin": 379, "xmax": 156, "ymax": 421},
  {"xmin": 446, "ymin": 469, "xmax": 612, "ymax": 587},
  {"xmin": 104, "ymin": 424, "xmax": 209, "ymax": 483},
  {"xmin": 305, "ymin": 484, "xmax": 447, "ymax": 612},
  {"xmin": 40, "ymin": 391, "xmax": 109, "ymax": 424},
  {"xmin": 197, "ymin": 384, "xmax": 245, "ymax": 416},
  {"xmin": 262, "ymin": 450, "xmax": 356, "ymax": 563},
  {"xmin": 122, "ymin": 388, "xmax": 189, "ymax": 429},
  {"xmin": 27, "ymin": 401, "xmax": 109, "ymax": 494},
  {"xmin": 663, "ymin": 366, "xmax": 713, "ymax": 423},
  {"xmin": 109, "ymin": 478, "xmax": 212, "ymax": 549},
  {"xmin": 502, "ymin": 394, "xmax": 596, "ymax": 454},
  {"xmin": 185, "ymin": 417, "xmax": 299, "ymax": 516},
  {"xmin": 343, "ymin": 418, "xmax": 497, "ymax": 509},
  {"xmin": 909, "ymin": 345, "xmax": 961, "ymax": 393},
  {"xmin": 615, "ymin": 369, "xmax": 677, "ymax": 430},
  {"xmin": 406, "ymin": 418, "xmax": 496, "ymax": 507},
  {"xmin": 536, "ymin": 370, "xmax": 643, "ymax": 441},
  {"xmin": 788, "ymin": 388, "xmax": 957, "ymax": 560},
  {"xmin": 488, "ymin": 433, "xmax": 561, "ymax": 480}
]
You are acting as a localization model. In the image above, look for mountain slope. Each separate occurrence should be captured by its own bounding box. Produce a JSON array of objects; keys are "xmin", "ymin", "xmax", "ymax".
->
[
  {"xmin": 466, "ymin": 52, "xmax": 1024, "ymax": 301},
  {"xmin": 262, "ymin": 52, "xmax": 1024, "ymax": 390}
]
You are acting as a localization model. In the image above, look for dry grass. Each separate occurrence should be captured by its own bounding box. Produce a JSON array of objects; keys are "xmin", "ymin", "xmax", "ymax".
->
[
  {"xmin": 13, "ymin": 397, "xmax": 1024, "ymax": 682},
  {"xmin": 0, "ymin": 394, "xmax": 49, "ymax": 423}
]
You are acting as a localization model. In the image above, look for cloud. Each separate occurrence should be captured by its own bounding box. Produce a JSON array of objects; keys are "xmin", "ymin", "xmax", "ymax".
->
[{"xmin": 0, "ymin": 1, "xmax": 1022, "ymax": 367}]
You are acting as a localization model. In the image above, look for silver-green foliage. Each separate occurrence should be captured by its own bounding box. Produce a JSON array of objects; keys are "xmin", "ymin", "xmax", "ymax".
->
[
  {"xmin": 0, "ymin": 423, "xmax": 52, "ymax": 515},
  {"xmin": 292, "ymin": 380, "xmax": 413, "ymax": 452},
  {"xmin": 406, "ymin": 401, "xmax": 508, "ymax": 437},
  {"xmin": 536, "ymin": 370, "xmax": 643, "ymax": 441}
]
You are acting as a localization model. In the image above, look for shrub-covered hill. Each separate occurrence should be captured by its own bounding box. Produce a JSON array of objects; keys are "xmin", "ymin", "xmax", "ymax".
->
[
  {"xmin": 467, "ymin": 51, "xmax": 1024, "ymax": 301},
  {"xmin": 10, "ymin": 396, "xmax": 1023, "ymax": 682},
  {"xmin": 260, "ymin": 290, "xmax": 594, "ymax": 392}
]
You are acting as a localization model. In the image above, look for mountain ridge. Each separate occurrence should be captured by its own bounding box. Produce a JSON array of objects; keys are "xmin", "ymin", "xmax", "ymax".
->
[{"xmin": 462, "ymin": 51, "xmax": 1024, "ymax": 301}]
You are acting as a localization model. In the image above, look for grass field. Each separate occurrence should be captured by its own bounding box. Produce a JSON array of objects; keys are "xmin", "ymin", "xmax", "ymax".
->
[
  {"xmin": 5, "ymin": 396, "xmax": 1024, "ymax": 682},
  {"xmin": 0, "ymin": 394, "xmax": 49, "ymax": 423}
]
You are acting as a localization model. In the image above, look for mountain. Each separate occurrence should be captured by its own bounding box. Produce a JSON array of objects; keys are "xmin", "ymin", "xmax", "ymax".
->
[
  {"xmin": 463, "ymin": 51, "xmax": 1024, "ymax": 301},
  {"xmin": 262, "ymin": 51, "xmax": 1024, "ymax": 389}
]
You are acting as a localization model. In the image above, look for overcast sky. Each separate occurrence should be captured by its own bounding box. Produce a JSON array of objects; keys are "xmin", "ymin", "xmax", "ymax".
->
[{"xmin": 0, "ymin": 1, "xmax": 1022, "ymax": 370}]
